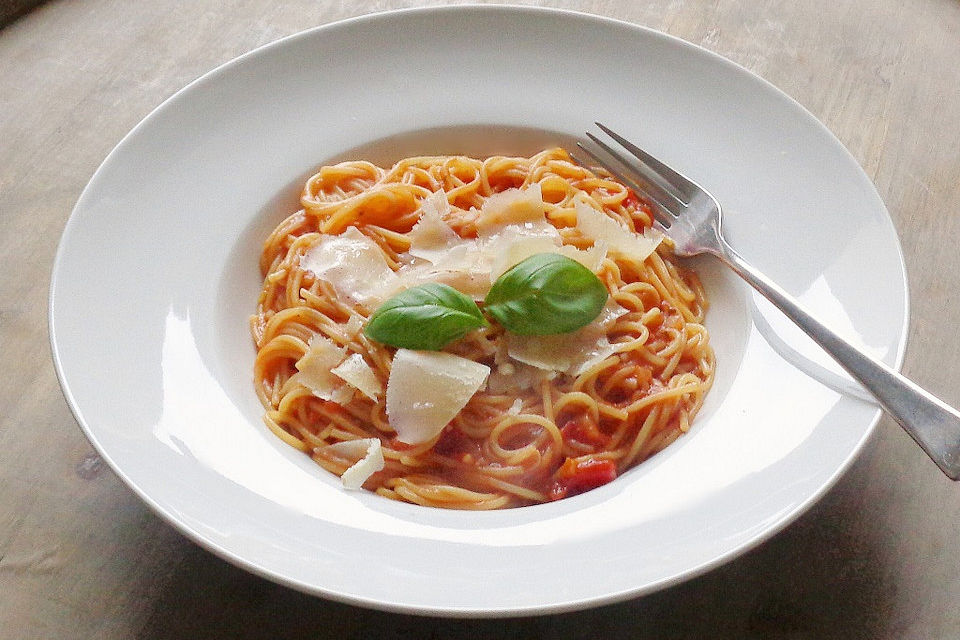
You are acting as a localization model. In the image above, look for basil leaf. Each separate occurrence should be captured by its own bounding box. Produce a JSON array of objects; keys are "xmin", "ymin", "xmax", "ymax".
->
[
  {"xmin": 484, "ymin": 253, "xmax": 608, "ymax": 335},
  {"xmin": 364, "ymin": 283, "xmax": 488, "ymax": 350}
]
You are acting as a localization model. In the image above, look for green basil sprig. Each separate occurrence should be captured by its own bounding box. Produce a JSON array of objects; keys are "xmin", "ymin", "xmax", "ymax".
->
[
  {"xmin": 363, "ymin": 253, "xmax": 608, "ymax": 350},
  {"xmin": 363, "ymin": 282, "xmax": 487, "ymax": 350},
  {"xmin": 484, "ymin": 253, "xmax": 608, "ymax": 335}
]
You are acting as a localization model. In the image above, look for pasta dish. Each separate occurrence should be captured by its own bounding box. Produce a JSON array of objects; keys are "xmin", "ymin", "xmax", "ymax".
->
[{"xmin": 251, "ymin": 148, "xmax": 714, "ymax": 509}]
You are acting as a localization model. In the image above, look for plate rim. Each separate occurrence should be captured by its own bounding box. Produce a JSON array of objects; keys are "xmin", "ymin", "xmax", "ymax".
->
[{"xmin": 48, "ymin": 4, "xmax": 910, "ymax": 617}]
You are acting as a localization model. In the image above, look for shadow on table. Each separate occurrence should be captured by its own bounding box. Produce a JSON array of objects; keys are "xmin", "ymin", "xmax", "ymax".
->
[
  {"xmin": 0, "ymin": 0, "xmax": 48, "ymax": 28},
  {"xmin": 135, "ymin": 430, "xmax": 895, "ymax": 640}
]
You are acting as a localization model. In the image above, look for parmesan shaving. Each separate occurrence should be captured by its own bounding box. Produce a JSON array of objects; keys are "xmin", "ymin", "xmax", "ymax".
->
[
  {"xmin": 407, "ymin": 190, "xmax": 459, "ymax": 262},
  {"xmin": 575, "ymin": 199, "xmax": 660, "ymax": 260},
  {"xmin": 506, "ymin": 300, "xmax": 629, "ymax": 375},
  {"xmin": 301, "ymin": 226, "xmax": 398, "ymax": 309},
  {"xmin": 294, "ymin": 335, "xmax": 352, "ymax": 403},
  {"xmin": 343, "ymin": 314, "xmax": 364, "ymax": 339},
  {"xmin": 486, "ymin": 361, "xmax": 542, "ymax": 394},
  {"xmin": 394, "ymin": 183, "xmax": 604, "ymax": 298},
  {"xmin": 488, "ymin": 232, "xmax": 560, "ymax": 280},
  {"xmin": 388, "ymin": 241, "xmax": 494, "ymax": 301},
  {"xmin": 324, "ymin": 438, "xmax": 385, "ymax": 490},
  {"xmin": 557, "ymin": 242, "xmax": 608, "ymax": 273},
  {"xmin": 331, "ymin": 353, "xmax": 383, "ymax": 401},
  {"xmin": 386, "ymin": 349, "xmax": 490, "ymax": 444},
  {"xmin": 475, "ymin": 183, "xmax": 549, "ymax": 235}
]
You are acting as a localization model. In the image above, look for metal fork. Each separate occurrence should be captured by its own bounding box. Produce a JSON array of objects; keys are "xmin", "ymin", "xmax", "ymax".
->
[{"xmin": 578, "ymin": 122, "xmax": 960, "ymax": 480}]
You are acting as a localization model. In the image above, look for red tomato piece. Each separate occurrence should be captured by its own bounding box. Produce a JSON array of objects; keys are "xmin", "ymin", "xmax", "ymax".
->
[
  {"xmin": 548, "ymin": 457, "xmax": 617, "ymax": 500},
  {"xmin": 560, "ymin": 414, "xmax": 610, "ymax": 448}
]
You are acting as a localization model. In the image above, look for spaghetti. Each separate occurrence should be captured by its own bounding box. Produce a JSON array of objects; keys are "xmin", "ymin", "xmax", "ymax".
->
[{"xmin": 251, "ymin": 148, "xmax": 714, "ymax": 509}]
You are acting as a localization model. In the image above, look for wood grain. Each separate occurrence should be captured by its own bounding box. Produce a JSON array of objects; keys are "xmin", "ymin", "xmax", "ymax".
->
[{"xmin": 1, "ymin": 0, "xmax": 958, "ymax": 637}]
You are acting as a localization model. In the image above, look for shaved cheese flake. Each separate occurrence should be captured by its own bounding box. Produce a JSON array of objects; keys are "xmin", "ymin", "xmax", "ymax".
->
[
  {"xmin": 383, "ymin": 186, "xmax": 619, "ymax": 301},
  {"xmin": 411, "ymin": 265, "xmax": 492, "ymax": 301},
  {"xmin": 324, "ymin": 438, "xmax": 385, "ymax": 490},
  {"xmin": 475, "ymin": 183, "xmax": 549, "ymax": 235},
  {"xmin": 407, "ymin": 191, "xmax": 460, "ymax": 262},
  {"xmin": 489, "ymin": 237, "xmax": 608, "ymax": 280},
  {"xmin": 488, "ymin": 232, "xmax": 561, "ymax": 280},
  {"xmin": 557, "ymin": 241, "xmax": 608, "ymax": 273},
  {"xmin": 343, "ymin": 314, "xmax": 364, "ymax": 339},
  {"xmin": 486, "ymin": 361, "xmax": 542, "ymax": 394},
  {"xmin": 301, "ymin": 226, "xmax": 398, "ymax": 309},
  {"xmin": 413, "ymin": 241, "xmax": 493, "ymax": 299},
  {"xmin": 386, "ymin": 349, "xmax": 490, "ymax": 444},
  {"xmin": 393, "ymin": 185, "xmax": 603, "ymax": 298},
  {"xmin": 381, "ymin": 238, "xmax": 494, "ymax": 301},
  {"xmin": 331, "ymin": 353, "xmax": 383, "ymax": 401},
  {"xmin": 570, "ymin": 335, "xmax": 618, "ymax": 377},
  {"xmin": 295, "ymin": 335, "xmax": 351, "ymax": 403},
  {"xmin": 381, "ymin": 256, "xmax": 490, "ymax": 303},
  {"xmin": 575, "ymin": 199, "xmax": 660, "ymax": 260},
  {"xmin": 507, "ymin": 300, "xmax": 629, "ymax": 375},
  {"xmin": 507, "ymin": 332, "xmax": 579, "ymax": 372},
  {"xmin": 571, "ymin": 301, "xmax": 631, "ymax": 375}
]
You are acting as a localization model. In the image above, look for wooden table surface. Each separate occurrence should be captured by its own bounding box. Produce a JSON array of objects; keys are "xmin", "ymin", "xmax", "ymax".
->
[{"xmin": 2, "ymin": 0, "xmax": 959, "ymax": 637}]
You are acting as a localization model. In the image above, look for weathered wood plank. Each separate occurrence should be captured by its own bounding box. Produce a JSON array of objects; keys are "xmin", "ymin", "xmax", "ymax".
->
[{"xmin": 2, "ymin": 0, "xmax": 959, "ymax": 637}]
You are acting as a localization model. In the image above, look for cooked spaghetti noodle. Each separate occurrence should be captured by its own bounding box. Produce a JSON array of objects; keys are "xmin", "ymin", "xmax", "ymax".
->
[{"xmin": 251, "ymin": 148, "xmax": 714, "ymax": 509}]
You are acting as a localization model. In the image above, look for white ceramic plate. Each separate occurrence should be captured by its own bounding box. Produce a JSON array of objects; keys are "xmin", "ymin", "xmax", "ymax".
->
[{"xmin": 49, "ymin": 6, "xmax": 907, "ymax": 616}]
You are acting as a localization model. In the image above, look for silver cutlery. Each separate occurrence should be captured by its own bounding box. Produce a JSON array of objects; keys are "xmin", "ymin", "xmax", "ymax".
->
[{"xmin": 577, "ymin": 122, "xmax": 960, "ymax": 479}]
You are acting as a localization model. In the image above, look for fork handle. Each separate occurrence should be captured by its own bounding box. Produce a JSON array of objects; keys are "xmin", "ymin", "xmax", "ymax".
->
[{"xmin": 718, "ymin": 239, "xmax": 960, "ymax": 479}]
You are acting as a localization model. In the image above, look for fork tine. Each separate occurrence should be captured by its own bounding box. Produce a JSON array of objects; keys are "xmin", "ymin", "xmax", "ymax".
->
[
  {"xmin": 575, "ymin": 141, "xmax": 678, "ymax": 228},
  {"xmin": 594, "ymin": 122, "xmax": 697, "ymax": 200},
  {"xmin": 651, "ymin": 218, "xmax": 670, "ymax": 237},
  {"xmin": 583, "ymin": 133, "xmax": 685, "ymax": 213}
]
